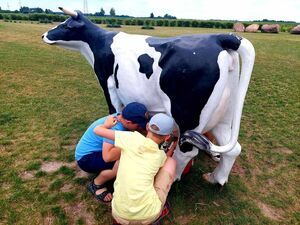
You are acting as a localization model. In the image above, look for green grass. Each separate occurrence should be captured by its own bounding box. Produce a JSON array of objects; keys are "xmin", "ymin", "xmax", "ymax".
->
[{"xmin": 0, "ymin": 22, "xmax": 299, "ymax": 224}]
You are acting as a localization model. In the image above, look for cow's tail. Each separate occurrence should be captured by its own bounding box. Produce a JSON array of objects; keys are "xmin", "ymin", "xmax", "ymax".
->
[{"xmin": 181, "ymin": 37, "xmax": 255, "ymax": 153}]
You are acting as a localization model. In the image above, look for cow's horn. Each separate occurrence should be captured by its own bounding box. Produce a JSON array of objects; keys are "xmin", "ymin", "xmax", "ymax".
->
[{"xmin": 58, "ymin": 7, "xmax": 78, "ymax": 18}]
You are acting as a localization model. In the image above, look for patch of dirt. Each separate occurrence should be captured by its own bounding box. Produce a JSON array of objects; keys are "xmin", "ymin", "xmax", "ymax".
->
[
  {"xmin": 65, "ymin": 161, "xmax": 77, "ymax": 169},
  {"xmin": 64, "ymin": 202, "xmax": 95, "ymax": 225},
  {"xmin": 41, "ymin": 162, "xmax": 65, "ymax": 173},
  {"xmin": 231, "ymin": 163, "xmax": 246, "ymax": 175},
  {"xmin": 40, "ymin": 161, "xmax": 89, "ymax": 179},
  {"xmin": 62, "ymin": 144, "xmax": 76, "ymax": 151},
  {"xmin": 60, "ymin": 184, "xmax": 73, "ymax": 192},
  {"xmin": 173, "ymin": 215, "xmax": 196, "ymax": 225},
  {"xmin": 43, "ymin": 215, "xmax": 55, "ymax": 225},
  {"xmin": 20, "ymin": 171, "xmax": 35, "ymax": 180},
  {"xmin": 275, "ymin": 147, "xmax": 293, "ymax": 154},
  {"xmin": 256, "ymin": 201, "xmax": 283, "ymax": 221},
  {"xmin": 75, "ymin": 168, "xmax": 90, "ymax": 178},
  {"xmin": 0, "ymin": 145, "xmax": 6, "ymax": 153}
]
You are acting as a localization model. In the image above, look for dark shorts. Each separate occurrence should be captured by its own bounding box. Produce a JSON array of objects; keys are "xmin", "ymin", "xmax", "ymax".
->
[{"xmin": 77, "ymin": 151, "xmax": 115, "ymax": 174}]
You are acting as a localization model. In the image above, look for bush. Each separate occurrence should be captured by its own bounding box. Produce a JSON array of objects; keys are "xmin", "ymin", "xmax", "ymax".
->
[
  {"xmin": 191, "ymin": 20, "xmax": 199, "ymax": 27},
  {"xmin": 150, "ymin": 20, "xmax": 156, "ymax": 26},
  {"xmin": 163, "ymin": 20, "xmax": 169, "ymax": 26},
  {"xmin": 199, "ymin": 21, "xmax": 214, "ymax": 28},
  {"xmin": 106, "ymin": 18, "xmax": 116, "ymax": 25},
  {"xmin": 92, "ymin": 18, "xmax": 103, "ymax": 24},
  {"xmin": 39, "ymin": 18, "xmax": 53, "ymax": 24},
  {"xmin": 0, "ymin": 14, "xmax": 3, "ymax": 20},
  {"xmin": 177, "ymin": 20, "xmax": 184, "ymax": 27},
  {"xmin": 141, "ymin": 25, "xmax": 154, "ymax": 30},
  {"xmin": 225, "ymin": 22, "xmax": 234, "ymax": 29},
  {"xmin": 3, "ymin": 14, "xmax": 10, "ymax": 20},
  {"xmin": 131, "ymin": 19, "xmax": 136, "ymax": 25},
  {"xmin": 169, "ymin": 20, "xmax": 176, "ymax": 27},
  {"xmin": 137, "ymin": 19, "xmax": 144, "ymax": 26},
  {"xmin": 182, "ymin": 20, "xmax": 191, "ymax": 27},
  {"xmin": 124, "ymin": 19, "xmax": 132, "ymax": 25},
  {"xmin": 106, "ymin": 23, "xmax": 122, "ymax": 28},
  {"xmin": 144, "ymin": 20, "xmax": 151, "ymax": 26},
  {"xmin": 117, "ymin": 19, "xmax": 123, "ymax": 25},
  {"xmin": 156, "ymin": 20, "xmax": 164, "ymax": 26}
]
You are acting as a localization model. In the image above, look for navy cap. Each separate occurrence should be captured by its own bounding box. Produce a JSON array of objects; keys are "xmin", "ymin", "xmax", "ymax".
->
[{"xmin": 122, "ymin": 102, "xmax": 149, "ymax": 129}]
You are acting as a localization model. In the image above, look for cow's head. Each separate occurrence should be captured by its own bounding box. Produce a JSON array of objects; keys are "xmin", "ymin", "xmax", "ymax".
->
[{"xmin": 42, "ymin": 7, "xmax": 94, "ymax": 46}]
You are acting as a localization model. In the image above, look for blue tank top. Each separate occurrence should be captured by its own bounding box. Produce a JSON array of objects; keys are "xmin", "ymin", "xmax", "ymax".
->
[{"xmin": 75, "ymin": 114, "xmax": 126, "ymax": 161}]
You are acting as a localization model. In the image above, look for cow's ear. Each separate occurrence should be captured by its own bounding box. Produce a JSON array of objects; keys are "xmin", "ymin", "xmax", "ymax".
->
[{"xmin": 67, "ymin": 20, "xmax": 84, "ymax": 29}]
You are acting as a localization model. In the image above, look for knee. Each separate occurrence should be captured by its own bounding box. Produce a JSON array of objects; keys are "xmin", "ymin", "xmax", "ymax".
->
[{"xmin": 224, "ymin": 142, "xmax": 241, "ymax": 157}]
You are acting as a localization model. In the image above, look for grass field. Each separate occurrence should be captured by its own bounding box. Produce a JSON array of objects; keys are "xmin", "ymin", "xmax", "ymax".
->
[{"xmin": 0, "ymin": 21, "xmax": 299, "ymax": 225}]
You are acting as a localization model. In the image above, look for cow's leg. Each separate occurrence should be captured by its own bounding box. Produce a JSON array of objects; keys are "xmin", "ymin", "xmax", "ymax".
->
[
  {"xmin": 173, "ymin": 145, "xmax": 199, "ymax": 181},
  {"xmin": 203, "ymin": 123, "xmax": 241, "ymax": 185},
  {"xmin": 202, "ymin": 51, "xmax": 241, "ymax": 185}
]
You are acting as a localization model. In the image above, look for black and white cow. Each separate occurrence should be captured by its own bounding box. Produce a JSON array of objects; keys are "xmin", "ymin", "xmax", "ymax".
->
[{"xmin": 42, "ymin": 8, "xmax": 255, "ymax": 185}]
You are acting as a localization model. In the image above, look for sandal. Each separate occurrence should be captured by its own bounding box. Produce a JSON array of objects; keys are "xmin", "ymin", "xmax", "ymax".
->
[{"xmin": 87, "ymin": 181, "xmax": 112, "ymax": 203}]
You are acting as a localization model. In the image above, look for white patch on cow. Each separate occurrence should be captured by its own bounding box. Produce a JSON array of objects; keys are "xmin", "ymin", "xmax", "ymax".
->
[
  {"xmin": 53, "ymin": 40, "xmax": 95, "ymax": 68},
  {"xmin": 109, "ymin": 32, "xmax": 171, "ymax": 114},
  {"xmin": 195, "ymin": 50, "xmax": 232, "ymax": 133},
  {"xmin": 107, "ymin": 76, "xmax": 123, "ymax": 112},
  {"xmin": 42, "ymin": 32, "xmax": 56, "ymax": 44}
]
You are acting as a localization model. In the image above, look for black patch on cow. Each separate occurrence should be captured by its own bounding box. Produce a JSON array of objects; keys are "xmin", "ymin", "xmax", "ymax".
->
[
  {"xmin": 137, "ymin": 54, "xmax": 154, "ymax": 79},
  {"xmin": 218, "ymin": 33, "xmax": 241, "ymax": 50},
  {"xmin": 146, "ymin": 33, "xmax": 241, "ymax": 135},
  {"xmin": 114, "ymin": 64, "xmax": 119, "ymax": 89}
]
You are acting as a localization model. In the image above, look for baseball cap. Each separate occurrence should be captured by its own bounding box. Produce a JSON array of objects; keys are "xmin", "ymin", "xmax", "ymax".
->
[
  {"xmin": 122, "ymin": 102, "xmax": 149, "ymax": 129},
  {"xmin": 149, "ymin": 113, "xmax": 174, "ymax": 135}
]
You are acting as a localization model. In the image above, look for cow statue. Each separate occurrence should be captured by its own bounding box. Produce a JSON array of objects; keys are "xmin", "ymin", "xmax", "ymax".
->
[{"xmin": 42, "ymin": 8, "xmax": 255, "ymax": 185}]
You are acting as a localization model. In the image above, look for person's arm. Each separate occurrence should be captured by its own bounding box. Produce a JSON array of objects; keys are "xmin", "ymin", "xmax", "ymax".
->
[
  {"xmin": 93, "ymin": 115, "xmax": 117, "ymax": 140},
  {"xmin": 166, "ymin": 136, "xmax": 178, "ymax": 157},
  {"xmin": 102, "ymin": 142, "xmax": 121, "ymax": 162}
]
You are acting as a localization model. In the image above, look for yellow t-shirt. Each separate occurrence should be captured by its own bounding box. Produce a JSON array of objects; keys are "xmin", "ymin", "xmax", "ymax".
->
[{"xmin": 112, "ymin": 131, "xmax": 167, "ymax": 221}]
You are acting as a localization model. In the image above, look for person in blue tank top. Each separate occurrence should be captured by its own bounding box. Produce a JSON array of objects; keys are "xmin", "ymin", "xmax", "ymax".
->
[{"xmin": 75, "ymin": 102, "xmax": 149, "ymax": 202}]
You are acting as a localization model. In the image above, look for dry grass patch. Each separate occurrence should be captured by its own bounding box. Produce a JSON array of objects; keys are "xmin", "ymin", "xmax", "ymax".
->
[
  {"xmin": 63, "ymin": 202, "xmax": 95, "ymax": 225},
  {"xmin": 275, "ymin": 147, "xmax": 293, "ymax": 155},
  {"xmin": 256, "ymin": 201, "xmax": 283, "ymax": 221},
  {"xmin": 43, "ymin": 215, "xmax": 55, "ymax": 225},
  {"xmin": 20, "ymin": 171, "xmax": 35, "ymax": 180}
]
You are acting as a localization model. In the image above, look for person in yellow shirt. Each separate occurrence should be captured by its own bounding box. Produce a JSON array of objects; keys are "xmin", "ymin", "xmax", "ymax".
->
[{"xmin": 94, "ymin": 113, "xmax": 177, "ymax": 224}]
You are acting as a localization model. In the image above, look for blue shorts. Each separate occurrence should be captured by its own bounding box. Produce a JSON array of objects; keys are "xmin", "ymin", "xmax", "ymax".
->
[{"xmin": 77, "ymin": 151, "xmax": 114, "ymax": 174}]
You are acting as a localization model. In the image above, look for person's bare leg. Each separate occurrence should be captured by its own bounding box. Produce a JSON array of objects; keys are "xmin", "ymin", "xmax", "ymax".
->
[
  {"xmin": 94, "ymin": 161, "xmax": 119, "ymax": 201},
  {"xmin": 161, "ymin": 157, "xmax": 176, "ymax": 180}
]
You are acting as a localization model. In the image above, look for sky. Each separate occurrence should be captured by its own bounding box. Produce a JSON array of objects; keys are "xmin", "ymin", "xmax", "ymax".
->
[{"xmin": 0, "ymin": 0, "xmax": 299, "ymax": 22}]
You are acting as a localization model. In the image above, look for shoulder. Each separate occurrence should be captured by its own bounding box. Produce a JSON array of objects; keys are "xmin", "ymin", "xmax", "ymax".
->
[
  {"xmin": 112, "ymin": 121, "xmax": 126, "ymax": 131},
  {"xmin": 90, "ymin": 116, "xmax": 107, "ymax": 127}
]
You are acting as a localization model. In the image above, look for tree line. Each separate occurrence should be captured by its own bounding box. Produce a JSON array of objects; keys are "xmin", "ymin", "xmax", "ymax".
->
[
  {"xmin": 0, "ymin": 6, "xmax": 296, "ymax": 32},
  {"xmin": 0, "ymin": 12, "xmax": 235, "ymax": 29}
]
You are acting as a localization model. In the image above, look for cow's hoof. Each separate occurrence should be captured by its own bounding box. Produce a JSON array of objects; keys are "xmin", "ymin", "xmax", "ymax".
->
[{"xmin": 202, "ymin": 173, "xmax": 216, "ymax": 184}]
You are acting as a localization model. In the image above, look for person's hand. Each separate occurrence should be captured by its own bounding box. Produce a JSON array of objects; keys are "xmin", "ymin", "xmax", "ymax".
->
[{"xmin": 103, "ymin": 115, "xmax": 118, "ymax": 129}]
